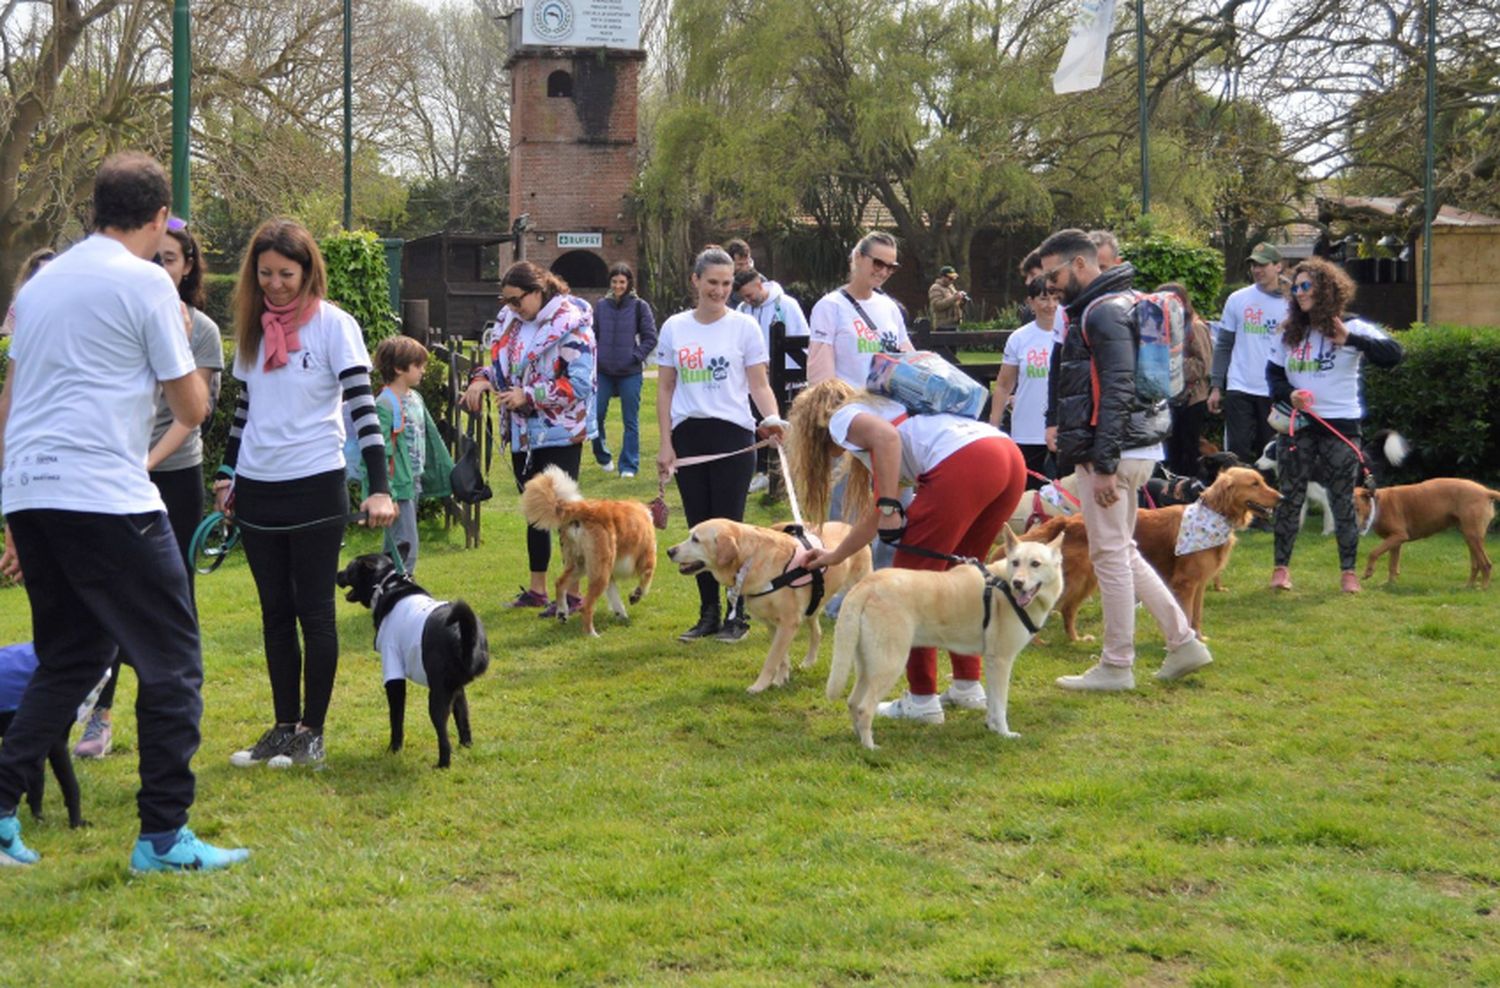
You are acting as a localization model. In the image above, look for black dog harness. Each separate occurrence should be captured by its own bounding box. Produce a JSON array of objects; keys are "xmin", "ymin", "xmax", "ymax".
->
[
  {"xmin": 740, "ymin": 524, "xmax": 826, "ymax": 617},
  {"xmin": 889, "ymin": 541, "xmax": 1043, "ymax": 636},
  {"xmin": 369, "ymin": 573, "xmax": 427, "ymax": 649}
]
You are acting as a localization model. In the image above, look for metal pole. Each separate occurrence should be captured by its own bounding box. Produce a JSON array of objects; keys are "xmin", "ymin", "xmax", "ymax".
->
[
  {"xmin": 342, "ymin": 0, "xmax": 353, "ymax": 231},
  {"xmin": 171, "ymin": 0, "xmax": 191, "ymax": 219},
  {"xmin": 1137, "ymin": 0, "xmax": 1149, "ymax": 215},
  {"xmin": 1421, "ymin": 0, "xmax": 1436, "ymax": 324}
]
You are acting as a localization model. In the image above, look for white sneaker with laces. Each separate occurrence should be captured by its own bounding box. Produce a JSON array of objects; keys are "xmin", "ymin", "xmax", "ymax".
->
[
  {"xmin": 1055, "ymin": 662, "xmax": 1135, "ymax": 692},
  {"xmin": 939, "ymin": 679, "xmax": 987, "ymax": 711},
  {"xmin": 747, "ymin": 472, "xmax": 770, "ymax": 493},
  {"xmin": 1156, "ymin": 637, "xmax": 1213, "ymax": 681},
  {"xmin": 875, "ymin": 692, "xmax": 945, "ymax": 724}
]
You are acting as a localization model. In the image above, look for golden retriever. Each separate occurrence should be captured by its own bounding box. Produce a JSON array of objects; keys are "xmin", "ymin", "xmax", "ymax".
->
[
  {"xmin": 520, "ymin": 465, "xmax": 657, "ymax": 636},
  {"xmin": 827, "ymin": 526, "xmax": 1066, "ymax": 749},
  {"xmin": 666, "ymin": 519, "xmax": 871, "ymax": 692},
  {"xmin": 1020, "ymin": 466, "xmax": 1281, "ymax": 641},
  {"xmin": 1356, "ymin": 478, "xmax": 1500, "ymax": 587}
]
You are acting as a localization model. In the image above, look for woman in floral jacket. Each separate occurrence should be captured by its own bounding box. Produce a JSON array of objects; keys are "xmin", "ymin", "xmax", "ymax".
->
[{"xmin": 462, "ymin": 261, "xmax": 596, "ymax": 614}]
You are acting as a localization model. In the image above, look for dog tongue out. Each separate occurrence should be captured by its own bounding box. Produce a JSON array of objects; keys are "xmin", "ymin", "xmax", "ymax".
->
[{"xmin": 1012, "ymin": 585, "xmax": 1037, "ymax": 607}]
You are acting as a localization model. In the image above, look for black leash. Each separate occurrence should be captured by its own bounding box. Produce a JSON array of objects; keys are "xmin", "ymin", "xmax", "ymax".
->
[{"xmin": 886, "ymin": 541, "xmax": 1043, "ymax": 636}]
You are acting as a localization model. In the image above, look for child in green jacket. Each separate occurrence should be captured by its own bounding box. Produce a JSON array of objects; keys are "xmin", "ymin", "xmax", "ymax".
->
[{"xmin": 373, "ymin": 337, "xmax": 454, "ymax": 573}]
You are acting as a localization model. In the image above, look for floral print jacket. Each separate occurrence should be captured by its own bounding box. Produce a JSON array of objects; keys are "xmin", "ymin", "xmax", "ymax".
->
[{"xmin": 479, "ymin": 294, "xmax": 597, "ymax": 454}]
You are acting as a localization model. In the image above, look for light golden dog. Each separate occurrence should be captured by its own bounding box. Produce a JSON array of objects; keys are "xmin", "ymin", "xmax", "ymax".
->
[
  {"xmin": 666, "ymin": 519, "xmax": 871, "ymax": 692},
  {"xmin": 1006, "ymin": 472, "xmax": 1081, "ymax": 533},
  {"xmin": 1020, "ymin": 466, "xmax": 1281, "ymax": 641},
  {"xmin": 1356, "ymin": 478, "xmax": 1500, "ymax": 587},
  {"xmin": 520, "ymin": 465, "xmax": 657, "ymax": 636},
  {"xmin": 826, "ymin": 526, "xmax": 1064, "ymax": 749}
]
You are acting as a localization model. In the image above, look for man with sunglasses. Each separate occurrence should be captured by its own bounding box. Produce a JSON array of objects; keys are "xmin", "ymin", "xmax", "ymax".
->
[
  {"xmin": 1210, "ymin": 242, "xmax": 1287, "ymax": 469},
  {"xmin": 1035, "ymin": 228, "xmax": 1212, "ymax": 692}
]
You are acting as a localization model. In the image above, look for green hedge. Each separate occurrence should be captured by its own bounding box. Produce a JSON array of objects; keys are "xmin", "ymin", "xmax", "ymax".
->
[
  {"xmin": 1364, "ymin": 323, "xmax": 1500, "ymax": 484},
  {"xmin": 203, "ymin": 273, "xmax": 237, "ymax": 336},
  {"xmin": 323, "ymin": 229, "xmax": 399, "ymax": 354},
  {"xmin": 1121, "ymin": 235, "xmax": 1225, "ymax": 318}
]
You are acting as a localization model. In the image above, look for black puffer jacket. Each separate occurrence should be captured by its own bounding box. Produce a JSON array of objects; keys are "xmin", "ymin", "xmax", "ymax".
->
[{"xmin": 1051, "ymin": 262, "xmax": 1171, "ymax": 475}]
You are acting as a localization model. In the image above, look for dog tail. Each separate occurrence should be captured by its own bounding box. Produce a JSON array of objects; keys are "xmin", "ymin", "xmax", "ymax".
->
[
  {"xmin": 1381, "ymin": 431, "xmax": 1410, "ymax": 469},
  {"xmin": 520, "ymin": 464, "xmax": 583, "ymax": 530},
  {"xmin": 826, "ymin": 588, "xmax": 864, "ymax": 701},
  {"xmin": 448, "ymin": 600, "xmax": 490, "ymax": 682}
]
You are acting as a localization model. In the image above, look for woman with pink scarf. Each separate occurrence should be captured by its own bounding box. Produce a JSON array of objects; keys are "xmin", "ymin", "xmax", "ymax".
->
[{"xmin": 213, "ymin": 219, "xmax": 397, "ymax": 771}]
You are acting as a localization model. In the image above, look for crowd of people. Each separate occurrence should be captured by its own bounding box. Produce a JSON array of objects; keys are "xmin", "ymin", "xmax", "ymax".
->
[{"xmin": 0, "ymin": 150, "xmax": 1402, "ymax": 870}]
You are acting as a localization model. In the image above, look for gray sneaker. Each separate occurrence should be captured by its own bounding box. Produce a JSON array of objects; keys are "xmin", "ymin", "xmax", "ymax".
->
[
  {"xmin": 229, "ymin": 725, "xmax": 296, "ymax": 767},
  {"xmin": 268, "ymin": 730, "xmax": 325, "ymax": 769}
]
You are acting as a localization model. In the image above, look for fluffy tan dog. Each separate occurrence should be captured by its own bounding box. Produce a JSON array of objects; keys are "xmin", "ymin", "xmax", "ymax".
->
[
  {"xmin": 520, "ymin": 465, "xmax": 657, "ymax": 636},
  {"xmin": 1356, "ymin": 478, "xmax": 1500, "ymax": 587},
  {"xmin": 1020, "ymin": 466, "xmax": 1281, "ymax": 641},
  {"xmin": 666, "ymin": 519, "xmax": 871, "ymax": 692},
  {"xmin": 826, "ymin": 526, "xmax": 1065, "ymax": 749}
]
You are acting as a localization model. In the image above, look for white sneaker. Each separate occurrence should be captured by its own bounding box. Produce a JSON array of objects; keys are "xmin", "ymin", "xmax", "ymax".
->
[
  {"xmin": 747, "ymin": 472, "xmax": 770, "ymax": 493},
  {"xmin": 600, "ymin": 460, "xmax": 616, "ymax": 472},
  {"xmin": 939, "ymin": 679, "xmax": 987, "ymax": 711},
  {"xmin": 620, "ymin": 470, "xmax": 636, "ymax": 479},
  {"xmin": 875, "ymin": 692, "xmax": 945, "ymax": 724},
  {"xmin": 1055, "ymin": 662, "xmax": 1135, "ymax": 692},
  {"xmin": 1156, "ymin": 637, "xmax": 1213, "ymax": 681}
]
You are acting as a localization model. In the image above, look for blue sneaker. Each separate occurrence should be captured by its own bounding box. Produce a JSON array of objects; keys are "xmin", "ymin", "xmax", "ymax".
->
[
  {"xmin": 129, "ymin": 827, "xmax": 250, "ymax": 873},
  {"xmin": 0, "ymin": 813, "xmax": 39, "ymax": 866}
]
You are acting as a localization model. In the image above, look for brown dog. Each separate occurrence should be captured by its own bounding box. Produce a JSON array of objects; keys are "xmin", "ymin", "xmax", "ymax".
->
[
  {"xmin": 520, "ymin": 465, "xmax": 657, "ymax": 635},
  {"xmin": 1019, "ymin": 466, "xmax": 1282, "ymax": 640},
  {"xmin": 1355, "ymin": 478, "xmax": 1500, "ymax": 587},
  {"xmin": 667, "ymin": 519, "xmax": 872, "ymax": 692}
]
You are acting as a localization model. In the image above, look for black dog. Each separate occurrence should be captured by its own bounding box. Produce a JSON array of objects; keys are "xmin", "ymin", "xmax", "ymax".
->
[
  {"xmin": 0, "ymin": 642, "xmax": 87, "ymax": 828},
  {"xmin": 1143, "ymin": 452, "xmax": 1243, "ymax": 509},
  {"xmin": 335, "ymin": 554, "xmax": 490, "ymax": 768}
]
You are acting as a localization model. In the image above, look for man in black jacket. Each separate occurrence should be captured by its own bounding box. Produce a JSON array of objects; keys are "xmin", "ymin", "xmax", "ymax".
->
[{"xmin": 1037, "ymin": 229, "xmax": 1213, "ymax": 691}]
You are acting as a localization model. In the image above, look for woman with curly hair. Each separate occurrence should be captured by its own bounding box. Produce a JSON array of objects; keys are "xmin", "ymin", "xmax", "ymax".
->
[
  {"xmin": 788, "ymin": 378, "xmax": 1026, "ymax": 726},
  {"xmin": 1267, "ymin": 257, "xmax": 1403, "ymax": 593}
]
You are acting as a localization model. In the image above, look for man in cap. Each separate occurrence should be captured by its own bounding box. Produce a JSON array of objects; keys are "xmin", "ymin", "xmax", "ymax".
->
[
  {"xmin": 928, "ymin": 265, "xmax": 967, "ymax": 328},
  {"xmin": 1210, "ymin": 242, "xmax": 1288, "ymax": 469}
]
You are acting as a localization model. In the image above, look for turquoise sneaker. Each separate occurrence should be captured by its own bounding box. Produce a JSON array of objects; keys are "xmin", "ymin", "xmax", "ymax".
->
[
  {"xmin": 129, "ymin": 827, "xmax": 250, "ymax": 874},
  {"xmin": 0, "ymin": 813, "xmax": 39, "ymax": 866}
]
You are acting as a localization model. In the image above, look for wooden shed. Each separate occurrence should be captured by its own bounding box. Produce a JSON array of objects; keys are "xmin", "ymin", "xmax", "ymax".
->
[{"xmin": 401, "ymin": 231, "xmax": 518, "ymax": 339}]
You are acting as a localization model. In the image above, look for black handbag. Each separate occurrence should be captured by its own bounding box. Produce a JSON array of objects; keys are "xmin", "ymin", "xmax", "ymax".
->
[{"xmin": 450, "ymin": 401, "xmax": 494, "ymax": 504}]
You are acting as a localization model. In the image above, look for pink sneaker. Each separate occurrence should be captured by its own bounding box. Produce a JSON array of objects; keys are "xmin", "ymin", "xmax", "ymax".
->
[
  {"xmin": 1340, "ymin": 570, "xmax": 1362, "ymax": 594},
  {"xmin": 74, "ymin": 707, "xmax": 113, "ymax": 759},
  {"xmin": 1269, "ymin": 566, "xmax": 1293, "ymax": 591}
]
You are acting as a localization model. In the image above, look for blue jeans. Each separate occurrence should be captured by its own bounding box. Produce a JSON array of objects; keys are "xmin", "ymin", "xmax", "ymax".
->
[{"xmin": 592, "ymin": 371, "xmax": 643, "ymax": 474}]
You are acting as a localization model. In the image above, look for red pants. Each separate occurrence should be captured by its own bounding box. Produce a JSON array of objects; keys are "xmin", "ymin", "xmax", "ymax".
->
[{"xmin": 893, "ymin": 436, "xmax": 1027, "ymax": 695}]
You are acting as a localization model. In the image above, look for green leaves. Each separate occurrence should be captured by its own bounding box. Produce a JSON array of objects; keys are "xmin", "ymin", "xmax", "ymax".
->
[
  {"xmin": 321, "ymin": 230, "xmax": 400, "ymax": 353},
  {"xmin": 1120, "ymin": 234, "xmax": 1225, "ymax": 317}
]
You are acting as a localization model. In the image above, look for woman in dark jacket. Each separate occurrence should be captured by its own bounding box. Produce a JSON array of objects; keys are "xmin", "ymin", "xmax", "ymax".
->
[
  {"xmin": 591, "ymin": 262, "xmax": 657, "ymax": 479},
  {"xmin": 1158, "ymin": 281, "xmax": 1214, "ymax": 478}
]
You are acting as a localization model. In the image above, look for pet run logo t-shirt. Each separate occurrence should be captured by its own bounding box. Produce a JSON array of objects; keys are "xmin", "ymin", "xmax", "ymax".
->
[
  {"xmin": 654, "ymin": 309, "xmax": 768, "ymax": 431},
  {"xmin": 1267, "ymin": 317, "xmax": 1389, "ymax": 420},
  {"xmin": 809, "ymin": 289, "xmax": 910, "ymax": 387},
  {"xmin": 1221, "ymin": 284, "xmax": 1288, "ymax": 396},
  {"xmin": 1001, "ymin": 320, "xmax": 1055, "ymax": 444}
]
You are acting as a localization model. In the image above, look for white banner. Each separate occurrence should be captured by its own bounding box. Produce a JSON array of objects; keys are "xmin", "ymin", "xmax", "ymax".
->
[
  {"xmin": 1052, "ymin": 0, "xmax": 1119, "ymax": 94},
  {"xmin": 522, "ymin": 0, "xmax": 641, "ymax": 50}
]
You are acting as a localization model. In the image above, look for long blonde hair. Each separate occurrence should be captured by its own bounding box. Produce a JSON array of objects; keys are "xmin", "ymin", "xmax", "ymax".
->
[{"xmin": 786, "ymin": 378, "xmax": 876, "ymax": 523}]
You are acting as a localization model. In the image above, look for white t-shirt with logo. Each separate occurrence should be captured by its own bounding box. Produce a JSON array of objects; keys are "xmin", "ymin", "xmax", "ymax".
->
[
  {"xmin": 654, "ymin": 310, "xmax": 768, "ymax": 431},
  {"xmin": 809, "ymin": 289, "xmax": 910, "ymax": 387},
  {"xmin": 828, "ymin": 396, "xmax": 1000, "ymax": 486},
  {"xmin": 1001, "ymin": 321, "xmax": 1054, "ymax": 444},
  {"xmin": 376, "ymin": 593, "xmax": 446, "ymax": 688},
  {"xmin": 1268, "ymin": 318, "xmax": 1388, "ymax": 420},
  {"xmin": 3, "ymin": 235, "xmax": 193, "ymax": 515},
  {"xmin": 1221, "ymin": 284, "xmax": 1288, "ymax": 396},
  {"xmin": 232, "ymin": 300, "xmax": 372, "ymax": 482}
]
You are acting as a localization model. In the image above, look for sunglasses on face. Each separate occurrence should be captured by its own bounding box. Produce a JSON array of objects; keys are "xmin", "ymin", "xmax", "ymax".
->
[
  {"xmin": 1039, "ymin": 258, "xmax": 1074, "ymax": 285},
  {"xmin": 1290, "ymin": 279, "xmax": 1315, "ymax": 294},
  {"xmin": 864, "ymin": 254, "xmax": 899, "ymax": 273},
  {"xmin": 501, "ymin": 287, "xmax": 536, "ymax": 310}
]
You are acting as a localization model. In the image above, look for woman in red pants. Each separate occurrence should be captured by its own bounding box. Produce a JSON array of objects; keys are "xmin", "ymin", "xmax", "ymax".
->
[{"xmin": 788, "ymin": 378, "xmax": 1027, "ymax": 726}]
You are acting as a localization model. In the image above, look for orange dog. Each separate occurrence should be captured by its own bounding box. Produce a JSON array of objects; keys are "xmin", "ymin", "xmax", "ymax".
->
[
  {"xmin": 1019, "ymin": 466, "xmax": 1281, "ymax": 640},
  {"xmin": 521, "ymin": 465, "xmax": 657, "ymax": 635},
  {"xmin": 1355, "ymin": 478, "xmax": 1500, "ymax": 587}
]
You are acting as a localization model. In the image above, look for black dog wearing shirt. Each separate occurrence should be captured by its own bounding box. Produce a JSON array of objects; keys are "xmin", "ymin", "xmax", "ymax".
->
[{"xmin": 335, "ymin": 554, "xmax": 490, "ymax": 768}]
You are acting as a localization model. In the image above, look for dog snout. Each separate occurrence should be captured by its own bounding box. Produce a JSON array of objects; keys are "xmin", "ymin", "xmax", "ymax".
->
[{"xmin": 666, "ymin": 545, "xmax": 679, "ymax": 560}]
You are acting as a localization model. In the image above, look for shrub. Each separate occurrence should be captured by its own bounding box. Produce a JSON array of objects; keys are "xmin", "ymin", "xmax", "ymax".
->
[
  {"xmin": 202, "ymin": 273, "xmax": 237, "ymax": 336},
  {"xmin": 1120, "ymin": 234, "xmax": 1225, "ymax": 318},
  {"xmin": 1363, "ymin": 323, "xmax": 1500, "ymax": 484},
  {"xmin": 322, "ymin": 229, "xmax": 399, "ymax": 353}
]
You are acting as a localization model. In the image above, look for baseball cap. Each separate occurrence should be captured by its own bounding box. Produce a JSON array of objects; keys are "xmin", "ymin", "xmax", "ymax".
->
[
  {"xmin": 939, "ymin": 265, "xmax": 957, "ymax": 277},
  {"xmin": 1249, "ymin": 242, "xmax": 1282, "ymax": 265}
]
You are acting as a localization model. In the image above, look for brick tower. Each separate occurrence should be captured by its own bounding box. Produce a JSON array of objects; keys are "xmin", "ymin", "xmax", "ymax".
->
[{"xmin": 506, "ymin": 9, "xmax": 644, "ymax": 293}]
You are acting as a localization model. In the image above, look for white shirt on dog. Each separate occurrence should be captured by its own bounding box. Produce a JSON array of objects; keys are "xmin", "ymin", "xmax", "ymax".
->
[{"xmin": 376, "ymin": 594, "xmax": 445, "ymax": 688}]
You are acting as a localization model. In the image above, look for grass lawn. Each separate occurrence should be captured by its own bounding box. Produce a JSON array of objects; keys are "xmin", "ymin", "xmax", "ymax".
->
[{"xmin": 2, "ymin": 375, "xmax": 1497, "ymax": 985}]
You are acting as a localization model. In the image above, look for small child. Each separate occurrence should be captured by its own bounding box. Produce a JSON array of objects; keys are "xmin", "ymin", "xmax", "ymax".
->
[{"xmin": 375, "ymin": 337, "xmax": 432, "ymax": 574}]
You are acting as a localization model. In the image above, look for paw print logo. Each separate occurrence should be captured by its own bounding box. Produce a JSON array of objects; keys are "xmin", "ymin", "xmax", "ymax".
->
[{"xmin": 708, "ymin": 356, "xmax": 730, "ymax": 381}]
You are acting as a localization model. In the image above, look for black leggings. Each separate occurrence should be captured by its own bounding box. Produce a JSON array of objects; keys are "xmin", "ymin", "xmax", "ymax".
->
[
  {"xmin": 512, "ymin": 444, "xmax": 584, "ymax": 573},
  {"xmin": 236, "ymin": 469, "xmax": 349, "ymax": 731},
  {"xmin": 1272, "ymin": 427, "xmax": 1362, "ymax": 570},
  {"xmin": 98, "ymin": 463, "xmax": 205, "ymax": 711},
  {"xmin": 673, "ymin": 418, "xmax": 756, "ymax": 612}
]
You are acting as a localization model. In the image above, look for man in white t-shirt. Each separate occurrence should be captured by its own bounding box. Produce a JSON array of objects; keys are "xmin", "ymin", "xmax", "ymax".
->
[
  {"xmin": 0, "ymin": 152, "xmax": 248, "ymax": 872},
  {"xmin": 1210, "ymin": 242, "xmax": 1288, "ymax": 465},
  {"xmin": 991, "ymin": 279, "xmax": 1058, "ymax": 487}
]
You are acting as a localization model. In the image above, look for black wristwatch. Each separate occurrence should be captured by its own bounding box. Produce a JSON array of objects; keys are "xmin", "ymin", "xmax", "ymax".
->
[{"xmin": 876, "ymin": 497, "xmax": 905, "ymax": 518}]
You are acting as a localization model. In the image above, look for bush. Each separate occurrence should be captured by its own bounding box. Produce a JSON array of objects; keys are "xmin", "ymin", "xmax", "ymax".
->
[
  {"xmin": 202, "ymin": 273, "xmax": 237, "ymax": 336},
  {"xmin": 1120, "ymin": 235, "xmax": 1225, "ymax": 318},
  {"xmin": 1363, "ymin": 323, "xmax": 1500, "ymax": 484},
  {"xmin": 322, "ymin": 229, "xmax": 399, "ymax": 353}
]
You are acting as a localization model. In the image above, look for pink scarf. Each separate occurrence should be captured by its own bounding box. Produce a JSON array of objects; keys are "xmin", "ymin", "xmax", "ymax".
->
[{"xmin": 260, "ymin": 297, "xmax": 317, "ymax": 370}]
